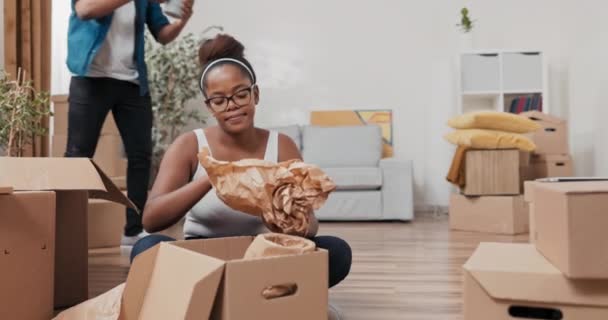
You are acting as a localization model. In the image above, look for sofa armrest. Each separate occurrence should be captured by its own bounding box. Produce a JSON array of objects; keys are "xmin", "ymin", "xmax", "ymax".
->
[{"xmin": 380, "ymin": 158, "xmax": 414, "ymax": 220}]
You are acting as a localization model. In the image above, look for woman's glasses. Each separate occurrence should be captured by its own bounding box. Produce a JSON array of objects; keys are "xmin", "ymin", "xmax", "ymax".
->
[{"xmin": 204, "ymin": 85, "xmax": 256, "ymax": 113}]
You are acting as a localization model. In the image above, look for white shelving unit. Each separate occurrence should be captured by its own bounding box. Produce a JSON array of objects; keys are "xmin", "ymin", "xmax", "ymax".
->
[{"xmin": 457, "ymin": 50, "xmax": 549, "ymax": 114}]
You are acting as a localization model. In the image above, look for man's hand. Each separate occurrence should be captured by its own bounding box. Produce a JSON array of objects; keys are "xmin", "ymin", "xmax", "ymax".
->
[
  {"xmin": 156, "ymin": 0, "xmax": 194, "ymax": 44},
  {"xmin": 176, "ymin": 0, "xmax": 193, "ymax": 25}
]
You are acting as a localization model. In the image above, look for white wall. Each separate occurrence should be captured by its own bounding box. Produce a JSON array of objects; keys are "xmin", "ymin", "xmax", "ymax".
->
[{"xmin": 51, "ymin": 1, "xmax": 608, "ymax": 209}]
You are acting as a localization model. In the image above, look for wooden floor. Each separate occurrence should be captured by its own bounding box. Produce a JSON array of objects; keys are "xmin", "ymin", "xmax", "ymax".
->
[{"xmin": 88, "ymin": 213, "xmax": 529, "ymax": 319}]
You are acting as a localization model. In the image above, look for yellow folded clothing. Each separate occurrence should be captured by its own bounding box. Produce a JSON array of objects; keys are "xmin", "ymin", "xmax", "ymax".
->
[
  {"xmin": 448, "ymin": 111, "xmax": 541, "ymax": 133},
  {"xmin": 444, "ymin": 129, "xmax": 536, "ymax": 152}
]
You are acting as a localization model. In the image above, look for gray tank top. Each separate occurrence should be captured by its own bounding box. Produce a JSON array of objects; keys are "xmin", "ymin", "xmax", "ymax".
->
[{"xmin": 183, "ymin": 128, "xmax": 278, "ymax": 238}]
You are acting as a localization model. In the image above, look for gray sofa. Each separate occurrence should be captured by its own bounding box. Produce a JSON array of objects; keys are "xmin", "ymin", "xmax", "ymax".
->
[{"xmin": 271, "ymin": 124, "xmax": 414, "ymax": 221}]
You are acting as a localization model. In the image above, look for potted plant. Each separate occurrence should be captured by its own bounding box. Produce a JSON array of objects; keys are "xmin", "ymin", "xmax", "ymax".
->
[
  {"xmin": 145, "ymin": 26, "xmax": 223, "ymax": 184},
  {"xmin": 0, "ymin": 68, "xmax": 51, "ymax": 157},
  {"xmin": 457, "ymin": 7, "xmax": 475, "ymax": 50}
]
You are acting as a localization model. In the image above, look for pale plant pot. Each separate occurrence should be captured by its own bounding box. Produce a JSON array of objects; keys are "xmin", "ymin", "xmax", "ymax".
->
[{"xmin": 459, "ymin": 32, "xmax": 474, "ymax": 51}]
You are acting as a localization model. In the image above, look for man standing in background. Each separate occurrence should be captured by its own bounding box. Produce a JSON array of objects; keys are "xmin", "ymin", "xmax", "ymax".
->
[{"xmin": 66, "ymin": 0, "xmax": 193, "ymax": 246}]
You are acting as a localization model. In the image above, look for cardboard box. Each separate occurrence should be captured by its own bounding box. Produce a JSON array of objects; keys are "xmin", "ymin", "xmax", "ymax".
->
[
  {"xmin": 0, "ymin": 187, "xmax": 56, "ymax": 320},
  {"xmin": 463, "ymin": 242, "xmax": 608, "ymax": 320},
  {"xmin": 527, "ymin": 154, "xmax": 574, "ymax": 179},
  {"xmin": 52, "ymin": 134, "xmax": 126, "ymax": 177},
  {"xmin": 52, "ymin": 95, "xmax": 119, "ymax": 135},
  {"xmin": 521, "ymin": 111, "xmax": 569, "ymax": 155},
  {"xmin": 88, "ymin": 199, "xmax": 126, "ymax": 249},
  {"xmin": 449, "ymin": 194, "xmax": 528, "ymax": 235},
  {"xmin": 121, "ymin": 237, "xmax": 328, "ymax": 320},
  {"xmin": 534, "ymin": 180, "xmax": 608, "ymax": 279},
  {"xmin": 111, "ymin": 176, "xmax": 127, "ymax": 190},
  {"xmin": 463, "ymin": 149, "xmax": 530, "ymax": 196},
  {"xmin": 0, "ymin": 157, "xmax": 135, "ymax": 308},
  {"xmin": 524, "ymin": 181, "xmax": 538, "ymax": 244}
]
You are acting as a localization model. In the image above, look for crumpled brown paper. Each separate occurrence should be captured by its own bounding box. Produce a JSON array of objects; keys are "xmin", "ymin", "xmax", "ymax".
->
[
  {"xmin": 198, "ymin": 147, "xmax": 336, "ymax": 236},
  {"xmin": 244, "ymin": 233, "xmax": 316, "ymax": 299},
  {"xmin": 52, "ymin": 283, "xmax": 125, "ymax": 320}
]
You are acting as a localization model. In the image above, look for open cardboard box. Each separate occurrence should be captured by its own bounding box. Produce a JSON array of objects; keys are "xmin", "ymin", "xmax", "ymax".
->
[
  {"xmin": 533, "ymin": 179, "xmax": 608, "ymax": 279},
  {"xmin": 463, "ymin": 242, "xmax": 608, "ymax": 319},
  {"xmin": 0, "ymin": 157, "xmax": 135, "ymax": 309},
  {"xmin": 449, "ymin": 194, "xmax": 528, "ymax": 235},
  {"xmin": 0, "ymin": 186, "xmax": 56, "ymax": 320},
  {"xmin": 121, "ymin": 236, "xmax": 329, "ymax": 320}
]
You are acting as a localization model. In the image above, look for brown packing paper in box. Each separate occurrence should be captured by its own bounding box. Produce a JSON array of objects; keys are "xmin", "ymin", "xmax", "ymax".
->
[
  {"xmin": 0, "ymin": 186, "xmax": 56, "ymax": 320},
  {"xmin": 199, "ymin": 147, "xmax": 336, "ymax": 236},
  {"xmin": 449, "ymin": 194, "xmax": 529, "ymax": 235},
  {"xmin": 463, "ymin": 149, "xmax": 530, "ymax": 196},
  {"xmin": 534, "ymin": 180, "xmax": 608, "ymax": 279},
  {"xmin": 521, "ymin": 110, "xmax": 569, "ymax": 155},
  {"xmin": 52, "ymin": 95, "xmax": 119, "ymax": 135},
  {"xmin": 88, "ymin": 199, "xmax": 126, "ymax": 249},
  {"xmin": 52, "ymin": 134, "xmax": 127, "ymax": 178},
  {"xmin": 463, "ymin": 242, "xmax": 608, "ymax": 320},
  {"xmin": 0, "ymin": 157, "xmax": 136, "ymax": 308},
  {"xmin": 527, "ymin": 154, "xmax": 574, "ymax": 179}
]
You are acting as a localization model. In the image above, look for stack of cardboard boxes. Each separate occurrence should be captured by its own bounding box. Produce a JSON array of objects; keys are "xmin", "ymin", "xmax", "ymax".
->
[
  {"xmin": 521, "ymin": 110, "xmax": 574, "ymax": 179},
  {"xmin": 449, "ymin": 111, "xmax": 573, "ymax": 235},
  {"xmin": 51, "ymin": 95, "xmax": 128, "ymax": 249},
  {"xmin": 449, "ymin": 149, "xmax": 531, "ymax": 235},
  {"xmin": 462, "ymin": 179, "xmax": 608, "ymax": 319}
]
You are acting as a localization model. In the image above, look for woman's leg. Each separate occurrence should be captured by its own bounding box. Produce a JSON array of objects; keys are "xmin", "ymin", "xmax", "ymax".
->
[
  {"xmin": 130, "ymin": 234, "xmax": 175, "ymax": 263},
  {"xmin": 312, "ymin": 236, "xmax": 352, "ymax": 288}
]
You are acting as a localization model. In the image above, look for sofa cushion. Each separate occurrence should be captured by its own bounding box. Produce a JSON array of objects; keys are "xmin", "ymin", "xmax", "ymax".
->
[
  {"xmin": 268, "ymin": 125, "xmax": 302, "ymax": 150},
  {"xmin": 302, "ymin": 125, "xmax": 382, "ymax": 167},
  {"xmin": 323, "ymin": 167, "xmax": 382, "ymax": 190}
]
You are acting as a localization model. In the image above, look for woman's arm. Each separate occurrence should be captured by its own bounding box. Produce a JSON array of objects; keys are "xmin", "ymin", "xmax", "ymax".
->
[
  {"xmin": 277, "ymin": 133, "xmax": 320, "ymax": 237},
  {"xmin": 74, "ymin": 0, "xmax": 135, "ymax": 20},
  {"xmin": 142, "ymin": 132, "xmax": 211, "ymax": 233}
]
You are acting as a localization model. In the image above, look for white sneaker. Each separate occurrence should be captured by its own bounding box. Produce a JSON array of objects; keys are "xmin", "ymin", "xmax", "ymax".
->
[
  {"xmin": 328, "ymin": 303, "xmax": 342, "ymax": 320},
  {"xmin": 120, "ymin": 230, "xmax": 150, "ymax": 247}
]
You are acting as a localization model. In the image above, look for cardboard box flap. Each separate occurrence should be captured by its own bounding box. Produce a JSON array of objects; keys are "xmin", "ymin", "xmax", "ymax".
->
[
  {"xmin": 0, "ymin": 157, "xmax": 136, "ymax": 210},
  {"xmin": 464, "ymin": 243, "xmax": 608, "ymax": 307},
  {"xmin": 88, "ymin": 161, "xmax": 137, "ymax": 210},
  {"xmin": 0, "ymin": 157, "xmax": 105, "ymax": 191},
  {"xmin": 536, "ymin": 181, "xmax": 608, "ymax": 195},
  {"xmin": 173, "ymin": 236, "xmax": 254, "ymax": 261},
  {"xmin": 0, "ymin": 186, "xmax": 13, "ymax": 194},
  {"xmin": 521, "ymin": 111, "xmax": 565, "ymax": 125},
  {"xmin": 121, "ymin": 243, "xmax": 225, "ymax": 320}
]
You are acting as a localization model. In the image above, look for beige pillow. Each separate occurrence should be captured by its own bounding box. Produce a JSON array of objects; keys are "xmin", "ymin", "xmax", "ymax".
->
[
  {"xmin": 444, "ymin": 129, "xmax": 537, "ymax": 152},
  {"xmin": 448, "ymin": 111, "xmax": 541, "ymax": 133}
]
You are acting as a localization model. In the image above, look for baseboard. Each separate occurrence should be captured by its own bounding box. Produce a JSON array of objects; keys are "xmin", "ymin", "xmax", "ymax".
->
[{"xmin": 415, "ymin": 204, "xmax": 449, "ymax": 215}]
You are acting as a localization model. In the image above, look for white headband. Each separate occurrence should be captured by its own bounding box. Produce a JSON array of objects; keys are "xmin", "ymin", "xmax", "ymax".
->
[{"xmin": 200, "ymin": 58, "xmax": 255, "ymax": 93}]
